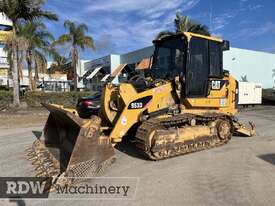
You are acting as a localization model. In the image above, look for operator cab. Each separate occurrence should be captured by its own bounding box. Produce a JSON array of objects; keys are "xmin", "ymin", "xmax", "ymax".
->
[
  {"xmin": 150, "ymin": 32, "xmax": 230, "ymax": 98},
  {"xmin": 150, "ymin": 34, "xmax": 187, "ymax": 80}
]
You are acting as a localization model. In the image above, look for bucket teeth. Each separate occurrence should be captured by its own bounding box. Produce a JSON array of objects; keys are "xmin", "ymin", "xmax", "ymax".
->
[
  {"xmin": 48, "ymin": 171, "xmax": 59, "ymax": 177},
  {"xmin": 26, "ymin": 149, "xmax": 34, "ymax": 155},
  {"xmin": 32, "ymin": 160, "xmax": 41, "ymax": 166},
  {"xmin": 25, "ymin": 147, "xmax": 33, "ymax": 153},
  {"xmin": 44, "ymin": 163, "xmax": 54, "ymax": 169},
  {"xmin": 43, "ymin": 164, "xmax": 53, "ymax": 171},
  {"xmin": 42, "ymin": 159, "xmax": 51, "ymax": 164},
  {"xmin": 27, "ymin": 156, "xmax": 37, "ymax": 161},
  {"xmin": 36, "ymin": 172, "xmax": 46, "ymax": 177},
  {"xmin": 46, "ymin": 169, "xmax": 58, "ymax": 176},
  {"xmin": 27, "ymin": 152, "xmax": 35, "ymax": 157},
  {"xmin": 26, "ymin": 139, "xmax": 58, "ymax": 178},
  {"xmin": 33, "ymin": 140, "xmax": 40, "ymax": 147},
  {"xmin": 43, "ymin": 160, "xmax": 53, "ymax": 165},
  {"xmin": 38, "ymin": 149, "xmax": 46, "ymax": 154},
  {"xmin": 35, "ymin": 165, "xmax": 43, "ymax": 171},
  {"xmin": 36, "ymin": 151, "xmax": 44, "ymax": 156}
]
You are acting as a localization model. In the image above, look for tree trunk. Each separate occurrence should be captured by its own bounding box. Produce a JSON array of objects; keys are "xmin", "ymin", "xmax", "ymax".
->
[
  {"xmin": 12, "ymin": 38, "xmax": 20, "ymax": 107},
  {"xmin": 34, "ymin": 59, "xmax": 39, "ymax": 90},
  {"xmin": 72, "ymin": 47, "xmax": 78, "ymax": 91},
  {"xmin": 18, "ymin": 51, "xmax": 23, "ymax": 81},
  {"xmin": 26, "ymin": 49, "xmax": 34, "ymax": 91}
]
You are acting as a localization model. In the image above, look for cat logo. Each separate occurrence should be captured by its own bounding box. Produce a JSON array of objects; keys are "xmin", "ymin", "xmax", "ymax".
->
[{"xmin": 211, "ymin": 80, "xmax": 221, "ymax": 90}]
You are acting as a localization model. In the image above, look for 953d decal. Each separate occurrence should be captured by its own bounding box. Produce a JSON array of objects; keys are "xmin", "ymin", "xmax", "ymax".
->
[{"xmin": 128, "ymin": 96, "xmax": 152, "ymax": 110}]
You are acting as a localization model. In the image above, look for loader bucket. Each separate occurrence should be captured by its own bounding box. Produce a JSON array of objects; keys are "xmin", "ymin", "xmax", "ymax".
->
[{"xmin": 26, "ymin": 104, "xmax": 115, "ymax": 185}]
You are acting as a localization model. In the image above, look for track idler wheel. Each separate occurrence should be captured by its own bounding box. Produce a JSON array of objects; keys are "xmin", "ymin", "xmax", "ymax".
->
[{"xmin": 216, "ymin": 120, "xmax": 232, "ymax": 142}]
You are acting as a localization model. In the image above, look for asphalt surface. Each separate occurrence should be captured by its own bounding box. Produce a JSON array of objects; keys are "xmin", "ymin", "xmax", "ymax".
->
[{"xmin": 1, "ymin": 106, "xmax": 275, "ymax": 206}]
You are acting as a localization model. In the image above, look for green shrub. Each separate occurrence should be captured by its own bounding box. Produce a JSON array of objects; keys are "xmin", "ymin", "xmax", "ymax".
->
[
  {"xmin": 24, "ymin": 91, "xmax": 92, "ymax": 108},
  {"xmin": 0, "ymin": 90, "xmax": 13, "ymax": 109}
]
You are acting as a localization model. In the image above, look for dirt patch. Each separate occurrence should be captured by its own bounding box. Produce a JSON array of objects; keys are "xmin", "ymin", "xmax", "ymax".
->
[{"xmin": 0, "ymin": 107, "xmax": 48, "ymax": 128}]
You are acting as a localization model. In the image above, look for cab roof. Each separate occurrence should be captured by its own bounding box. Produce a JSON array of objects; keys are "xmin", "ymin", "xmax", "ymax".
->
[{"xmin": 153, "ymin": 32, "xmax": 224, "ymax": 44}]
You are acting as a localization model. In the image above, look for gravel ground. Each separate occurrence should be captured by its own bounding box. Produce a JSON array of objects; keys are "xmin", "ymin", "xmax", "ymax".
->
[{"xmin": 0, "ymin": 106, "xmax": 275, "ymax": 206}]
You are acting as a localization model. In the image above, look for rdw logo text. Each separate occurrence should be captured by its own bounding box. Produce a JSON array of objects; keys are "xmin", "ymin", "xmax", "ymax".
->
[{"xmin": 6, "ymin": 181, "xmax": 46, "ymax": 195}]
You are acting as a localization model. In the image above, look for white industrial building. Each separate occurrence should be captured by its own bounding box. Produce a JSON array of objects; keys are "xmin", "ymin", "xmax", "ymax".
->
[
  {"xmin": 83, "ymin": 46, "xmax": 275, "ymax": 90},
  {"xmin": 223, "ymin": 48, "xmax": 275, "ymax": 88}
]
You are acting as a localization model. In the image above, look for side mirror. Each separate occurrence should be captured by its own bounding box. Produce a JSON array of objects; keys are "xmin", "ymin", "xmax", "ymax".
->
[{"xmin": 222, "ymin": 40, "xmax": 230, "ymax": 51}]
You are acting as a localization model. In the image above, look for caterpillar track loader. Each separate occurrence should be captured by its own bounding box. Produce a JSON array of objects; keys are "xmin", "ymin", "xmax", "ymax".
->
[{"xmin": 26, "ymin": 32, "xmax": 255, "ymax": 186}]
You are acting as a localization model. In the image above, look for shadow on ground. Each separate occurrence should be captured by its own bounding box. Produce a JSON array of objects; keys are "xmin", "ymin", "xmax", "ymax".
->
[
  {"xmin": 115, "ymin": 138, "xmax": 147, "ymax": 160},
  {"xmin": 32, "ymin": 131, "xmax": 42, "ymax": 139},
  {"xmin": 9, "ymin": 198, "xmax": 25, "ymax": 206},
  {"xmin": 258, "ymin": 153, "xmax": 275, "ymax": 166}
]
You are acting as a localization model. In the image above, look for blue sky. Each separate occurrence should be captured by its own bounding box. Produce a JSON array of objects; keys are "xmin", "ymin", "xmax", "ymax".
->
[{"xmin": 44, "ymin": 0, "xmax": 275, "ymax": 60}]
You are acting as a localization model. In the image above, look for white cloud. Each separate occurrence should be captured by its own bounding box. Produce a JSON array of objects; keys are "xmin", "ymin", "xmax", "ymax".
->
[
  {"xmin": 238, "ymin": 22, "xmax": 275, "ymax": 38},
  {"xmin": 82, "ymin": 0, "xmax": 201, "ymax": 54},
  {"xmin": 211, "ymin": 12, "xmax": 235, "ymax": 31},
  {"xmin": 85, "ymin": 0, "xmax": 199, "ymax": 15},
  {"xmin": 212, "ymin": 32, "xmax": 223, "ymax": 38},
  {"xmin": 210, "ymin": 1, "xmax": 263, "ymax": 33},
  {"xmin": 46, "ymin": 0, "xmax": 201, "ymax": 58},
  {"xmin": 248, "ymin": 4, "xmax": 263, "ymax": 11}
]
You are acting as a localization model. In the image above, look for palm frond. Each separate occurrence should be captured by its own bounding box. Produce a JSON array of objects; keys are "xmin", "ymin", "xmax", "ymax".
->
[
  {"xmin": 155, "ymin": 31, "xmax": 175, "ymax": 39},
  {"xmin": 240, "ymin": 75, "xmax": 248, "ymax": 82},
  {"xmin": 34, "ymin": 49, "xmax": 47, "ymax": 74},
  {"xmin": 173, "ymin": 12, "xmax": 211, "ymax": 36},
  {"xmin": 64, "ymin": 20, "xmax": 76, "ymax": 35},
  {"xmin": 17, "ymin": 21, "xmax": 54, "ymax": 52},
  {"xmin": 77, "ymin": 23, "xmax": 88, "ymax": 33},
  {"xmin": 54, "ymin": 34, "xmax": 72, "ymax": 45},
  {"xmin": 189, "ymin": 24, "xmax": 211, "ymax": 36},
  {"xmin": 81, "ymin": 36, "xmax": 95, "ymax": 50},
  {"xmin": 58, "ymin": 20, "xmax": 95, "ymax": 50},
  {"xmin": 32, "ymin": 10, "xmax": 58, "ymax": 21},
  {"xmin": 0, "ymin": 0, "xmax": 58, "ymax": 23}
]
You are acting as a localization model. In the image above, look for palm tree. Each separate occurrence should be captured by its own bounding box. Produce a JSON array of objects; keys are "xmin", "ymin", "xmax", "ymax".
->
[
  {"xmin": 17, "ymin": 21, "xmax": 54, "ymax": 90},
  {"xmin": 54, "ymin": 20, "xmax": 95, "ymax": 91},
  {"xmin": 48, "ymin": 51, "xmax": 68, "ymax": 74},
  {"xmin": 240, "ymin": 75, "xmax": 248, "ymax": 82},
  {"xmin": 175, "ymin": 12, "xmax": 210, "ymax": 36},
  {"xmin": 0, "ymin": 0, "xmax": 58, "ymax": 106},
  {"xmin": 156, "ymin": 12, "xmax": 210, "ymax": 39}
]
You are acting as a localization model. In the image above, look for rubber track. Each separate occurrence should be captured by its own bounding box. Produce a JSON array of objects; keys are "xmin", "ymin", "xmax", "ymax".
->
[{"xmin": 135, "ymin": 113, "xmax": 232, "ymax": 160}]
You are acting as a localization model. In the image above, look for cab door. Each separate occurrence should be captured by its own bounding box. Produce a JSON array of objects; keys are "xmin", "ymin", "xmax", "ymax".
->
[{"xmin": 186, "ymin": 37, "xmax": 209, "ymax": 98}]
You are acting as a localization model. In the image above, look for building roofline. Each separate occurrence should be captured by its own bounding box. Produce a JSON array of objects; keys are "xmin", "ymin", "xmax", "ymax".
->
[{"xmin": 228, "ymin": 47, "xmax": 275, "ymax": 56}]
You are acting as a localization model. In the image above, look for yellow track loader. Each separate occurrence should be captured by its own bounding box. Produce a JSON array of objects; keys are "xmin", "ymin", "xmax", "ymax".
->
[{"xmin": 26, "ymin": 32, "xmax": 255, "ymax": 185}]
